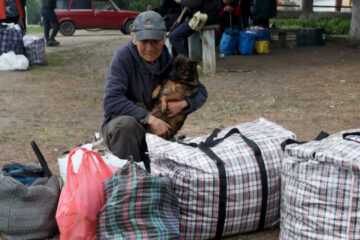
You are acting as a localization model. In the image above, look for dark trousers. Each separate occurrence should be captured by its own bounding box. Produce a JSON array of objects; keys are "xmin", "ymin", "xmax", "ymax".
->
[
  {"xmin": 103, "ymin": 116, "xmax": 150, "ymax": 172},
  {"xmin": 168, "ymin": 21, "xmax": 194, "ymax": 57},
  {"xmin": 42, "ymin": 8, "xmax": 59, "ymax": 41}
]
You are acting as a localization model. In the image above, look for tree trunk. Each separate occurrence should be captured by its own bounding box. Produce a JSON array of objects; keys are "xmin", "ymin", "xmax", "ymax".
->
[
  {"xmin": 349, "ymin": 0, "xmax": 360, "ymax": 47},
  {"xmin": 301, "ymin": 0, "xmax": 313, "ymax": 19}
]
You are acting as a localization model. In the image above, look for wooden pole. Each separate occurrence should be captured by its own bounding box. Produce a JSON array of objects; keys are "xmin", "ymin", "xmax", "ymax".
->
[{"xmin": 336, "ymin": 0, "xmax": 343, "ymax": 11}]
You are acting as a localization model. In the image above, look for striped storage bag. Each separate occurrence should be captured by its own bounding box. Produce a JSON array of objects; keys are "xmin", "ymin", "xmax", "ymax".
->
[
  {"xmin": 23, "ymin": 35, "xmax": 47, "ymax": 65},
  {"xmin": 147, "ymin": 118, "xmax": 295, "ymax": 239},
  {"xmin": 280, "ymin": 130, "xmax": 360, "ymax": 240},
  {"xmin": 97, "ymin": 161, "xmax": 180, "ymax": 239}
]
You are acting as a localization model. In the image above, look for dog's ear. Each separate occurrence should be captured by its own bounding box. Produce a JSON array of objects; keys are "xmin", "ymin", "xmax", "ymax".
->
[{"xmin": 188, "ymin": 60, "xmax": 198, "ymax": 71}]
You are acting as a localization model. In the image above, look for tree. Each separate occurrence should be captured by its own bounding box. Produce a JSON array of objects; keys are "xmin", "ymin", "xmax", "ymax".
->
[
  {"xmin": 349, "ymin": 0, "xmax": 360, "ymax": 47},
  {"xmin": 27, "ymin": 0, "xmax": 41, "ymax": 24}
]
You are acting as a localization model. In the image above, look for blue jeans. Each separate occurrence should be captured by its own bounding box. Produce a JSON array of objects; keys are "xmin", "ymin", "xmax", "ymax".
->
[
  {"xmin": 168, "ymin": 21, "xmax": 194, "ymax": 57},
  {"xmin": 42, "ymin": 8, "xmax": 59, "ymax": 41}
]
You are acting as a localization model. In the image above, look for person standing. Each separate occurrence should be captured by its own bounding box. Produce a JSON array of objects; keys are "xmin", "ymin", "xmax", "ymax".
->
[
  {"xmin": 251, "ymin": 0, "xmax": 277, "ymax": 28},
  {"xmin": 0, "ymin": 0, "xmax": 24, "ymax": 25},
  {"xmin": 216, "ymin": 0, "xmax": 242, "ymax": 43},
  {"xmin": 41, "ymin": 0, "xmax": 60, "ymax": 46}
]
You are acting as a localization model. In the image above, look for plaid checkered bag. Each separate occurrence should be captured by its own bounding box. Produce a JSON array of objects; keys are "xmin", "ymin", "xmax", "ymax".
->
[
  {"xmin": 96, "ymin": 161, "xmax": 180, "ymax": 239},
  {"xmin": 0, "ymin": 26, "xmax": 24, "ymax": 55},
  {"xmin": 147, "ymin": 118, "xmax": 295, "ymax": 239},
  {"xmin": 23, "ymin": 36, "xmax": 47, "ymax": 65},
  {"xmin": 280, "ymin": 130, "xmax": 360, "ymax": 240}
]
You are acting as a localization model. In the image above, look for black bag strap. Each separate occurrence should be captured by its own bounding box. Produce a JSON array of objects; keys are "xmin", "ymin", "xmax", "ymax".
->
[
  {"xmin": 30, "ymin": 140, "xmax": 52, "ymax": 177},
  {"xmin": 179, "ymin": 128, "xmax": 268, "ymax": 237},
  {"xmin": 343, "ymin": 132, "xmax": 360, "ymax": 143},
  {"xmin": 281, "ymin": 131, "xmax": 329, "ymax": 151}
]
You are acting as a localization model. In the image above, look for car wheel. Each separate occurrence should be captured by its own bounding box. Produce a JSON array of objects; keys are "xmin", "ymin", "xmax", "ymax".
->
[
  {"xmin": 59, "ymin": 21, "xmax": 76, "ymax": 36},
  {"xmin": 122, "ymin": 19, "xmax": 134, "ymax": 35}
]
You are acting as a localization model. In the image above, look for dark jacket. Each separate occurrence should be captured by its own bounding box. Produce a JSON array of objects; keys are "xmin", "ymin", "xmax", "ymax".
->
[
  {"xmin": 251, "ymin": 0, "xmax": 277, "ymax": 19},
  {"xmin": 102, "ymin": 40, "xmax": 208, "ymax": 132},
  {"xmin": 154, "ymin": 0, "xmax": 182, "ymax": 31},
  {"xmin": 41, "ymin": 0, "xmax": 56, "ymax": 9},
  {"xmin": 181, "ymin": 0, "xmax": 219, "ymax": 24}
]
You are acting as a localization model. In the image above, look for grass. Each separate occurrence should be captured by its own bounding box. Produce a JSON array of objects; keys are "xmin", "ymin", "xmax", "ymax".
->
[
  {"xmin": 26, "ymin": 25, "xmax": 44, "ymax": 34},
  {"xmin": 270, "ymin": 18, "xmax": 350, "ymax": 35}
]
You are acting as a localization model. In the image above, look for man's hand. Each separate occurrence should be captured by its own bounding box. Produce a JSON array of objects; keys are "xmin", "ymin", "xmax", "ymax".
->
[
  {"xmin": 174, "ymin": 0, "xmax": 181, "ymax": 4},
  {"xmin": 147, "ymin": 115, "xmax": 172, "ymax": 138},
  {"xmin": 167, "ymin": 100, "xmax": 188, "ymax": 118},
  {"xmin": 224, "ymin": 5, "xmax": 234, "ymax": 12}
]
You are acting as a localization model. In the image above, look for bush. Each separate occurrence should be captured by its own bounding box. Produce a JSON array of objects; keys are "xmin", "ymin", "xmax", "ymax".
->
[{"xmin": 270, "ymin": 18, "xmax": 350, "ymax": 35}]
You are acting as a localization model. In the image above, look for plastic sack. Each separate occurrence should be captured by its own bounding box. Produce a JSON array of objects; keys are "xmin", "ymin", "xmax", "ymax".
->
[
  {"xmin": 0, "ymin": 51, "xmax": 29, "ymax": 71},
  {"xmin": 238, "ymin": 30, "xmax": 256, "ymax": 55},
  {"xmin": 254, "ymin": 40, "xmax": 270, "ymax": 54},
  {"xmin": 220, "ymin": 28, "xmax": 239, "ymax": 56},
  {"xmin": 56, "ymin": 147, "xmax": 116, "ymax": 240},
  {"xmin": 58, "ymin": 142, "xmax": 146, "ymax": 184}
]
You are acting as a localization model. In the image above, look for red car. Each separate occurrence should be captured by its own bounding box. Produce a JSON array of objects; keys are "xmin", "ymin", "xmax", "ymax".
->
[{"xmin": 55, "ymin": 0, "xmax": 139, "ymax": 36}]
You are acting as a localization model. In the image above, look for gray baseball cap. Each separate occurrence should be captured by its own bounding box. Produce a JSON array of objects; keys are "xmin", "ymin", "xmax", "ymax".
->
[{"xmin": 132, "ymin": 11, "xmax": 166, "ymax": 41}]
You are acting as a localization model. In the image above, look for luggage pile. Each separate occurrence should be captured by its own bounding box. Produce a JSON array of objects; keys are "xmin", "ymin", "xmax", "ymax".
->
[
  {"xmin": 1, "ymin": 119, "xmax": 359, "ymax": 239},
  {"xmin": 220, "ymin": 25, "xmax": 270, "ymax": 56},
  {"xmin": 0, "ymin": 23, "xmax": 47, "ymax": 71}
]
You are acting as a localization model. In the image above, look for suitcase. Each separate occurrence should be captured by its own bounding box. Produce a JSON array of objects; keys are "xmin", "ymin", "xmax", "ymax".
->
[
  {"xmin": 280, "ymin": 130, "xmax": 360, "ymax": 239},
  {"xmin": 296, "ymin": 28, "xmax": 325, "ymax": 47},
  {"xmin": 147, "ymin": 118, "xmax": 295, "ymax": 239}
]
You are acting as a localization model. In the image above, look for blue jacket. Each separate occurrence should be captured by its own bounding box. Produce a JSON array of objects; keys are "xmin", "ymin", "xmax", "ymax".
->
[{"xmin": 102, "ymin": 40, "xmax": 208, "ymax": 133}]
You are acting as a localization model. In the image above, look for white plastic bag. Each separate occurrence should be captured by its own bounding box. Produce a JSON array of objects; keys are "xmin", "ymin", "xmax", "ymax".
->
[
  {"xmin": 0, "ymin": 51, "xmax": 29, "ymax": 71},
  {"xmin": 58, "ymin": 143, "xmax": 146, "ymax": 184}
]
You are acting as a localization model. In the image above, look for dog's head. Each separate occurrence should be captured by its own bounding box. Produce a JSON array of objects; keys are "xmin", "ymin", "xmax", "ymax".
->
[{"xmin": 168, "ymin": 55, "xmax": 199, "ymax": 86}]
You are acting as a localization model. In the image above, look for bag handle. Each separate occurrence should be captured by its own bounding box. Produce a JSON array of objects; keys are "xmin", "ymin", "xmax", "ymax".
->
[
  {"xmin": 66, "ymin": 147, "xmax": 113, "ymax": 183},
  {"xmin": 281, "ymin": 131, "xmax": 329, "ymax": 151},
  {"xmin": 343, "ymin": 132, "xmax": 360, "ymax": 143},
  {"xmin": 31, "ymin": 140, "xmax": 52, "ymax": 178}
]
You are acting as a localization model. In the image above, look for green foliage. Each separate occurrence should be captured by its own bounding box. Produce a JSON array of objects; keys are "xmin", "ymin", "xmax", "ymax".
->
[
  {"xmin": 27, "ymin": 0, "xmax": 42, "ymax": 24},
  {"xmin": 270, "ymin": 18, "xmax": 351, "ymax": 35},
  {"xmin": 112, "ymin": 0, "xmax": 162, "ymax": 11}
]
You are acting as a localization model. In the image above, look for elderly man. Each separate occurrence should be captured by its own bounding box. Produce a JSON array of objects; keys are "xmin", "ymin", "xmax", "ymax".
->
[{"xmin": 101, "ymin": 11, "xmax": 207, "ymax": 169}]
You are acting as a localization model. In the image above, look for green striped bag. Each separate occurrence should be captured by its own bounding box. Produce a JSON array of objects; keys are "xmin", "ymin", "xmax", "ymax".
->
[{"xmin": 96, "ymin": 161, "xmax": 180, "ymax": 240}]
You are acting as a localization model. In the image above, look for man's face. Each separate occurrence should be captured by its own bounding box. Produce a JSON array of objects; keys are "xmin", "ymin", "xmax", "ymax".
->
[{"xmin": 131, "ymin": 34, "xmax": 166, "ymax": 63}]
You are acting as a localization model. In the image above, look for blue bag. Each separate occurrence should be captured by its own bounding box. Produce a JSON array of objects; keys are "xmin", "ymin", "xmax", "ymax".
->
[
  {"xmin": 253, "ymin": 28, "xmax": 270, "ymax": 41},
  {"xmin": 238, "ymin": 29, "xmax": 256, "ymax": 55},
  {"xmin": 220, "ymin": 28, "xmax": 239, "ymax": 56}
]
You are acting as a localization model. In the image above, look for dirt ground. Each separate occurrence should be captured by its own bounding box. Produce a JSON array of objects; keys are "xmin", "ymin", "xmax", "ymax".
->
[{"xmin": 0, "ymin": 30, "xmax": 359, "ymax": 239}]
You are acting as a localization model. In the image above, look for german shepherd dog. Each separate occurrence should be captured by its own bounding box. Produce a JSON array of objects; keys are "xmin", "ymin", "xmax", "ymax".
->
[{"xmin": 151, "ymin": 55, "xmax": 199, "ymax": 139}]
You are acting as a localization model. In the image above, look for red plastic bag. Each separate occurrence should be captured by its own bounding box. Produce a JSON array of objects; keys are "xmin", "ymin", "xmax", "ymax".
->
[{"xmin": 56, "ymin": 147, "xmax": 116, "ymax": 240}]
